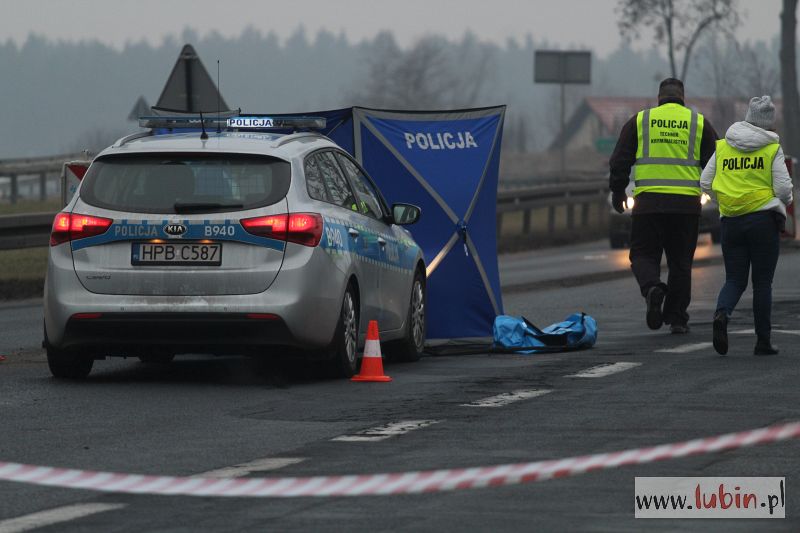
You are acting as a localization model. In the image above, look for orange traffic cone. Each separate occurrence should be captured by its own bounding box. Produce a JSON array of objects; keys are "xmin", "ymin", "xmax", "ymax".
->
[{"xmin": 351, "ymin": 320, "xmax": 392, "ymax": 382}]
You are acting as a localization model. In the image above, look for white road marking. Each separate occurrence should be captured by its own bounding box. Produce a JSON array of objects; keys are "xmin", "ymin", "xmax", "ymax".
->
[
  {"xmin": 461, "ymin": 389, "xmax": 553, "ymax": 407},
  {"xmin": 0, "ymin": 503, "xmax": 126, "ymax": 533},
  {"xmin": 656, "ymin": 342, "xmax": 713, "ymax": 353},
  {"xmin": 566, "ymin": 362, "xmax": 642, "ymax": 378},
  {"xmin": 332, "ymin": 420, "xmax": 440, "ymax": 442},
  {"xmin": 197, "ymin": 457, "xmax": 306, "ymax": 478},
  {"xmin": 732, "ymin": 328, "xmax": 800, "ymax": 336}
]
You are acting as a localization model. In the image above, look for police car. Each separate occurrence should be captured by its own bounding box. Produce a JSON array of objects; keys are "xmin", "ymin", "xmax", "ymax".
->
[{"xmin": 44, "ymin": 116, "xmax": 426, "ymax": 379}]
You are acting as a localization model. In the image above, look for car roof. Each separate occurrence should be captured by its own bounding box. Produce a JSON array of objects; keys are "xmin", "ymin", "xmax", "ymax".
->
[{"xmin": 97, "ymin": 131, "xmax": 340, "ymax": 161}]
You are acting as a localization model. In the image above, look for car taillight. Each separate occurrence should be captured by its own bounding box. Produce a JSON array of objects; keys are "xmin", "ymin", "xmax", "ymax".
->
[
  {"xmin": 241, "ymin": 213, "xmax": 323, "ymax": 247},
  {"xmin": 241, "ymin": 214, "xmax": 288, "ymax": 240},
  {"xmin": 50, "ymin": 213, "xmax": 112, "ymax": 246},
  {"xmin": 286, "ymin": 213, "xmax": 323, "ymax": 246}
]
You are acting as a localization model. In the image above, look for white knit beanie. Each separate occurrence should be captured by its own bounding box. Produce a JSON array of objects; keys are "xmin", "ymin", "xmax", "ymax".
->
[{"xmin": 745, "ymin": 95, "xmax": 776, "ymax": 129}]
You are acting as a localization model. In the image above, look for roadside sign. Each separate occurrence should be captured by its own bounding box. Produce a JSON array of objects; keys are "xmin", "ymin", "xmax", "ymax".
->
[
  {"xmin": 61, "ymin": 161, "xmax": 91, "ymax": 206},
  {"xmin": 534, "ymin": 51, "xmax": 591, "ymax": 84}
]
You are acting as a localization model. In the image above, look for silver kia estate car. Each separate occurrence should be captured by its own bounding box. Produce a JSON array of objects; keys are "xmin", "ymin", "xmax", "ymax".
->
[{"xmin": 44, "ymin": 123, "xmax": 426, "ymax": 379}]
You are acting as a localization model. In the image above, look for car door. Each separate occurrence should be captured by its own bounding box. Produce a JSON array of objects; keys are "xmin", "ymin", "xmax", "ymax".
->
[
  {"xmin": 311, "ymin": 151, "xmax": 382, "ymax": 328},
  {"xmin": 334, "ymin": 152, "xmax": 407, "ymax": 331}
]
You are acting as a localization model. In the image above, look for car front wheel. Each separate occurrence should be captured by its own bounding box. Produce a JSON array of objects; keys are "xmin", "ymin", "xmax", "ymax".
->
[{"xmin": 389, "ymin": 271, "xmax": 426, "ymax": 362}]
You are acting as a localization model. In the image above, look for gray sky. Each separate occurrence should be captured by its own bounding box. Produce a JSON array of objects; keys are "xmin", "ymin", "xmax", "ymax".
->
[{"xmin": 0, "ymin": 0, "xmax": 784, "ymax": 57}]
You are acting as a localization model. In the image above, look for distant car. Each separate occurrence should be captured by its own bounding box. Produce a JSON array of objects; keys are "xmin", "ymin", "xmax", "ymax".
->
[
  {"xmin": 607, "ymin": 185, "xmax": 721, "ymax": 249},
  {"xmin": 44, "ymin": 122, "xmax": 426, "ymax": 379}
]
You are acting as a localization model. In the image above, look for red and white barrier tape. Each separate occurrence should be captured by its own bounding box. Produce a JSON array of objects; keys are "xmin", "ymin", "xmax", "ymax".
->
[{"xmin": 1, "ymin": 421, "xmax": 798, "ymax": 498}]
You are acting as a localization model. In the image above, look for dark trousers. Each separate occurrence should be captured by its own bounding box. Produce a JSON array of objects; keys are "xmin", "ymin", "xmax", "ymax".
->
[
  {"xmin": 629, "ymin": 214, "xmax": 699, "ymax": 325},
  {"xmin": 716, "ymin": 211, "xmax": 781, "ymax": 340}
]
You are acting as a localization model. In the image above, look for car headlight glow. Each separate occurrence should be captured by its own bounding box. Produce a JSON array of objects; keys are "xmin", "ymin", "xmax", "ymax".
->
[{"xmin": 626, "ymin": 197, "xmax": 635, "ymax": 210}]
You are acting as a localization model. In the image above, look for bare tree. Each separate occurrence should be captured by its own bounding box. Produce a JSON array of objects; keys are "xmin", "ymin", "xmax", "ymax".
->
[
  {"xmin": 781, "ymin": 0, "xmax": 800, "ymax": 157},
  {"xmin": 695, "ymin": 35, "xmax": 738, "ymax": 97},
  {"xmin": 737, "ymin": 43, "xmax": 780, "ymax": 97},
  {"xmin": 694, "ymin": 35, "xmax": 779, "ymax": 130},
  {"xmin": 353, "ymin": 34, "xmax": 494, "ymax": 109},
  {"xmin": 616, "ymin": 0, "xmax": 740, "ymax": 82}
]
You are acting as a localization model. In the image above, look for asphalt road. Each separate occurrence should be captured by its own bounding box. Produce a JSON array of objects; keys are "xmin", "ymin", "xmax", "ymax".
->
[{"xmin": 1, "ymin": 241, "xmax": 799, "ymax": 531}]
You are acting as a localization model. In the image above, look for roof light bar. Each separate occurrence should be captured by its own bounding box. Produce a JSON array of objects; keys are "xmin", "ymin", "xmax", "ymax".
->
[
  {"xmin": 138, "ymin": 116, "xmax": 225, "ymax": 129},
  {"xmin": 228, "ymin": 116, "xmax": 326, "ymax": 129},
  {"xmin": 138, "ymin": 115, "xmax": 326, "ymax": 131}
]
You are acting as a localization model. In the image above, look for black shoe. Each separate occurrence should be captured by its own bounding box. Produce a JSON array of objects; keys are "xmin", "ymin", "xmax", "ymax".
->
[
  {"xmin": 645, "ymin": 286, "xmax": 665, "ymax": 330},
  {"xmin": 712, "ymin": 311, "xmax": 728, "ymax": 355},
  {"xmin": 670, "ymin": 323, "xmax": 690, "ymax": 334},
  {"xmin": 754, "ymin": 339, "xmax": 779, "ymax": 356}
]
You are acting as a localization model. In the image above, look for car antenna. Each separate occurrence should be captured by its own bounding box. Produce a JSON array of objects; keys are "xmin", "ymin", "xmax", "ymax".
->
[
  {"xmin": 216, "ymin": 59, "xmax": 222, "ymax": 134},
  {"xmin": 199, "ymin": 110, "xmax": 208, "ymax": 140}
]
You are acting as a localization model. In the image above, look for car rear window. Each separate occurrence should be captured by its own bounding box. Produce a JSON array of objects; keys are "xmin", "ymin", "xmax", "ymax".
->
[{"xmin": 80, "ymin": 153, "xmax": 291, "ymax": 214}]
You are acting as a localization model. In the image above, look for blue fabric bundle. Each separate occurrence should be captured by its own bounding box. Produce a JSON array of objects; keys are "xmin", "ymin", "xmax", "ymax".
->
[{"xmin": 492, "ymin": 313, "xmax": 597, "ymax": 354}]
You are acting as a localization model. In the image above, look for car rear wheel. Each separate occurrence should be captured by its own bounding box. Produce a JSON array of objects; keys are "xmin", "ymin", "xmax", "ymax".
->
[
  {"xmin": 47, "ymin": 347, "xmax": 93, "ymax": 379},
  {"xmin": 388, "ymin": 271, "xmax": 426, "ymax": 362},
  {"xmin": 329, "ymin": 284, "xmax": 359, "ymax": 378}
]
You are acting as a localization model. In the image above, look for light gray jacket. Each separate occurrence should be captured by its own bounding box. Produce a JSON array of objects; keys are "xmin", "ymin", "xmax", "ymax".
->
[{"xmin": 700, "ymin": 121, "xmax": 793, "ymax": 217}]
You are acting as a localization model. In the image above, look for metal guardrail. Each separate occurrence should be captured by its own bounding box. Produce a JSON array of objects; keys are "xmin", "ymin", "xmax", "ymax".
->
[
  {"xmin": 0, "ymin": 153, "xmax": 86, "ymax": 204},
  {"xmin": 0, "ymin": 153, "xmax": 610, "ymax": 250},
  {"xmin": 0, "ymin": 153, "xmax": 86, "ymax": 174},
  {"xmin": 496, "ymin": 180, "xmax": 608, "ymax": 238},
  {"xmin": 0, "ymin": 181, "xmax": 610, "ymax": 251},
  {"xmin": 0, "ymin": 212, "xmax": 54, "ymax": 250}
]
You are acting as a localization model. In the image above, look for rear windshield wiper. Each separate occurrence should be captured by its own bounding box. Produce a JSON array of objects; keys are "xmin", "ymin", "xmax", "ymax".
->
[{"xmin": 173, "ymin": 201, "xmax": 245, "ymax": 213}]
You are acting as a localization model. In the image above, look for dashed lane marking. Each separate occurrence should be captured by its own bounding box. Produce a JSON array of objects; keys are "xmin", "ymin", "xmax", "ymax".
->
[
  {"xmin": 198, "ymin": 458, "xmax": 306, "ymax": 478},
  {"xmin": 0, "ymin": 503, "xmax": 126, "ymax": 533},
  {"xmin": 332, "ymin": 420, "xmax": 440, "ymax": 442},
  {"xmin": 461, "ymin": 389, "xmax": 553, "ymax": 407},
  {"xmin": 566, "ymin": 362, "xmax": 642, "ymax": 378},
  {"xmin": 732, "ymin": 328, "xmax": 800, "ymax": 336},
  {"xmin": 656, "ymin": 342, "xmax": 713, "ymax": 353}
]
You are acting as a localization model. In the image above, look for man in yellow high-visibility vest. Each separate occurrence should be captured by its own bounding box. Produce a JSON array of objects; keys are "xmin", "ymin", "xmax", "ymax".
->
[{"xmin": 609, "ymin": 79, "xmax": 718, "ymax": 334}]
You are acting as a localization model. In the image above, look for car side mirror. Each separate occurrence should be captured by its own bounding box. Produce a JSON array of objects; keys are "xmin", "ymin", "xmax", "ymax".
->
[{"xmin": 391, "ymin": 203, "xmax": 421, "ymax": 225}]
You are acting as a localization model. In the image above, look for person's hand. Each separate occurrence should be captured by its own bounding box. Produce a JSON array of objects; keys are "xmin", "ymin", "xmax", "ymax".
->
[{"xmin": 612, "ymin": 191, "xmax": 627, "ymax": 214}]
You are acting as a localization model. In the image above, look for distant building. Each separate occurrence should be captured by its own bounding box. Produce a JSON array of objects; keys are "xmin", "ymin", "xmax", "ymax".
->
[{"xmin": 550, "ymin": 96, "xmax": 783, "ymax": 156}]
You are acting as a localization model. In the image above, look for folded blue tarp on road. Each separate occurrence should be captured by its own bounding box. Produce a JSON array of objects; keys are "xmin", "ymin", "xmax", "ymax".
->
[{"xmin": 492, "ymin": 313, "xmax": 597, "ymax": 354}]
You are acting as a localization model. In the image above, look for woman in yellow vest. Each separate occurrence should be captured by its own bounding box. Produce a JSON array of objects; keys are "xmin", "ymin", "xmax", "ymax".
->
[{"xmin": 700, "ymin": 96, "xmax": 793, "ymax": 356}]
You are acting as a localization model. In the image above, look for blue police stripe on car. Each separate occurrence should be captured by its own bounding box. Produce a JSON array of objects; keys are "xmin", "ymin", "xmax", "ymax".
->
[
  {"xmin": 320, "ymin": 217, "xmax": 418, "ymax": 273},
  {"xmin": 70, "ymin": 219, "xmax": 286, "ymax": 252}
]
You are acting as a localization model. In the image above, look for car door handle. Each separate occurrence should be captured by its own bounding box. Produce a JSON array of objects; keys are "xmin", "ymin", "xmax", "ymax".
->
[
  {"xmin": 377, "ymin": 237, "xmax": 387, "ymax": 246},
  {"xmin": 348, "ymin": 228, "xmax": 360, "ymax": 238}
]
